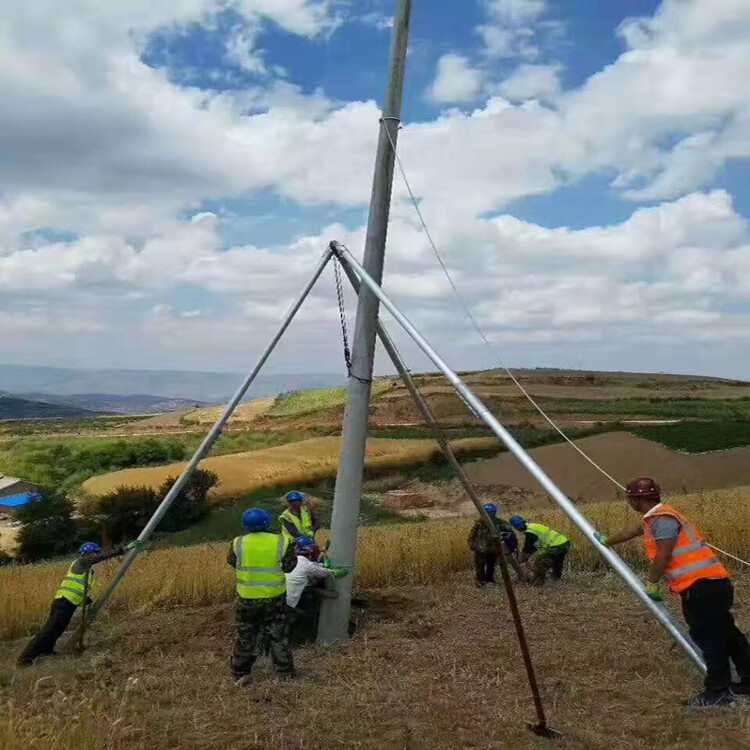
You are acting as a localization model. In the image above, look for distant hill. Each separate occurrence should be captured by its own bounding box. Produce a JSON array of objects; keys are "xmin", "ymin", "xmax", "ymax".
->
[
  {"xmin": 0, "ymin": 365, "xmax": 343, "ymax": 403},
  {"xmin": 19, "ymin": 393, "xmax": 209, "ymax": 416},
  {"xmin": 0, "ymin": 394, "xmax": 101, "ymax": 420}
]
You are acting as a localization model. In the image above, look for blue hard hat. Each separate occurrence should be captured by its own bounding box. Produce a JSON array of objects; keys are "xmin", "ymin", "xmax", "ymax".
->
[
  {"xmin": 483, "ymin": 503, "xmax": 498, "ymax": 515},
  {"xmin": 242, "ymin": 508, "xmax": 271, "ymax": 532},
  {"xmin": 79, "ymin": 542, "xmax": 101, "ymax": 555},
  {"xmin": 509, "ymin": 515, "xmax": 526, "ymax": 530},
  {"xmin": 286, "ymin": 491, "xmax": 305, "ymax": 503},
  {"xmin": 295, "ymin": 536, "xmax": 316, "ymax": 549}
]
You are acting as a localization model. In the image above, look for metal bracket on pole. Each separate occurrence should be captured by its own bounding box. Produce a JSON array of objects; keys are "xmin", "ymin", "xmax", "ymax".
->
[
  {"xmin": 330, "ymin": 240, "xmax": 707, "ymax": 675},
  {"xmin": 88, "ymin": 246, "xmax": 335, "ymax": 620}
]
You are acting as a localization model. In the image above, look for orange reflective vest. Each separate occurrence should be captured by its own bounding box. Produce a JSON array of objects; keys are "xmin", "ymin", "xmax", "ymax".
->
[{"xmin": 642, "ymin": 504, "xmax": 729, "ymax": 594}]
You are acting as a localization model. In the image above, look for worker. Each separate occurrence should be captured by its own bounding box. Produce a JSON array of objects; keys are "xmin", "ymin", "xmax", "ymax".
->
[
  {"xmin": 509, "ymin": 515, "xmax": 570, "ymax": 585},
  {"xmin": 285, "ymin": 536, "xmax": 347, "ymax": 644},
  {"xmin": 228, "ymin": 508, "xmax": 297, "ymax": 685},
  {"xmin": 17, "ymin": 539, "xmax": 143, "ymax": 666},
  {"xmin": 468, "ymin": 503, "xmax": 518, "ymax": 588},
  {"xmin": 596, "ymin": 477, "xmax": 750, "ymax": 709},
  {"xmin": 279, "ymin": 490, "xmax": 319, "ymax": 544}
]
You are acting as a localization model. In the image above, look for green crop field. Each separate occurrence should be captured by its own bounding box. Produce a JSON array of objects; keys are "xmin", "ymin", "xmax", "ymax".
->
[
  {"xmin": 267, "ymin": 380, "xmax": 393, "ymax": 418},
  {"xmin": 533, "ymin": 397, "xmax": 750, "ymax": 420},
  {"xmin": 630, "ymin": 421, "xmax": 750, "ymax": 453}
]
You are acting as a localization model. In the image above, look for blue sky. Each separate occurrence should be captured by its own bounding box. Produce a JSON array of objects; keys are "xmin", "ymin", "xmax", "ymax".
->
[{"xmin": 1, "ymin": 0, "xmax": 749, "ymax": 378}]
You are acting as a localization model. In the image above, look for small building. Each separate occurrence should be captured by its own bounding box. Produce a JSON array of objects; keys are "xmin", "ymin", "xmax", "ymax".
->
[
  {"xmin": 0, "ymin": 492, "xmax": 37, "ymax": 519},
  {"xmin": 0, "ymin": 474, "xmax": 43, "ymax": 500}
]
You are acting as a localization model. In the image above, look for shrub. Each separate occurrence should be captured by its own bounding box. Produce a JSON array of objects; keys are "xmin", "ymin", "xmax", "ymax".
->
[{"xmin": 15, "ymin": 490, "xmax": 78, "ymax": 563}]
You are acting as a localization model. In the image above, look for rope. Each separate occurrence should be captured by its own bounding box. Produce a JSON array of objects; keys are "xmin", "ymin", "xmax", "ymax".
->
[
  {"xmin": 381, "ymin": 125, "xmax": 750, "ymax": 570},
  {"xmin": 333, "ymin": 257, "xmax": 371, "ymax": 385}
]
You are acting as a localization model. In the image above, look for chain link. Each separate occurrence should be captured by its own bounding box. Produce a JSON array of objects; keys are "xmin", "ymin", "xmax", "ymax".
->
[{"xmin": 333, "ymin": 258, "xmax": 371, "ymax": 384}]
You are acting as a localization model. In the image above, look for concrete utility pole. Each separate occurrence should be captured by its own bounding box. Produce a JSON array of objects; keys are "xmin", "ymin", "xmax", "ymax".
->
[{"xmin": 318, "ymin": 0, "xmax": 411, "ymax": 644}]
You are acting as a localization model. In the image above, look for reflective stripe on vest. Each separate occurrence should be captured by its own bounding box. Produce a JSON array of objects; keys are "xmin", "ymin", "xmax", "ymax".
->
[
  {"xmin": 55, "ymin": 564, "xmax": 93, "ymax": 606},
  {"xmin": 526, "ymin": 523, "xmax": 568, "ymax": 550},
  {"xmin": 280, "ymin": 506, "xmax": 313, "ymax": 541},
  {"xmin": 642, "ymin": 504, "xmax": 729, "ymax": 594},
  {"xmin": 233, "ymin": 532, "xmax": 287, "ymax": 599}
]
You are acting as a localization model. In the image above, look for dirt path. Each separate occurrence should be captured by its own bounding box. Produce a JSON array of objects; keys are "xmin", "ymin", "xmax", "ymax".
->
[{"xmin": 465, "ymin": 431, "xmax": 750, "ymax": 503}]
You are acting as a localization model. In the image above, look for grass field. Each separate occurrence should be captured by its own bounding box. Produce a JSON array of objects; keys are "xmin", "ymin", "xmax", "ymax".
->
[
  {"xmin": 631, "ymin": 421, "xmax": 750, "ymax": 453},
  {"xmin": 0, "ymin": 430, "xmax": 310, "ymax": 492},
  {"xmin": 534, "ymin": 397, "xmax": 750, "ymax": 420},
  {"xmin": 266, "ymin": 380, "xmax": 394, "ymax": 418},
  {"xmin": 2, "ymin": 486, "xmax": 747, "ymax": 641},
  {"xmin": 0, "ymin": 415, "xmax": 151, "ymax": 437},
  {"xmin": 82, "ymin": 436, "xmax": 499, "ymax": 499}
]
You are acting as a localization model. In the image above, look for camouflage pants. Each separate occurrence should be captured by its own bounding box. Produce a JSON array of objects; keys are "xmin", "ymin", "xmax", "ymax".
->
[
  {"xmin": 231, "ymin": 595, "xmax": 294, "ymax": 679},
  {"xmin": 532, "ymin": 542, "xmax": 570, "ymax": 585}
]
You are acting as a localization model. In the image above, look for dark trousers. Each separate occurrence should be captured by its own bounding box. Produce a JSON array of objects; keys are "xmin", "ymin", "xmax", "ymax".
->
[
  {"xmin": 18, "ymin": 597, "xmax": 77, "ymax": 665},
  {"xmin": 680, "ymin": 578, "xmax": 750, "ymax": 693},
  {"xmin": 532, "ymin": 541, "xmax": 570, "ymax": 585},
  {"xmin": 474, "ymin": 551, "xmax": 499, "ymax": 583},
  {"xmin": 231, "ymin": 596, "xmax": 294, "ymax": 679}
]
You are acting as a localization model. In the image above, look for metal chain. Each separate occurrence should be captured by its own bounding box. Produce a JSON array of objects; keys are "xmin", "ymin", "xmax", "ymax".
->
[{"xmin": 333, "ymin": 258, "xmax": 371, "ymax": 384}]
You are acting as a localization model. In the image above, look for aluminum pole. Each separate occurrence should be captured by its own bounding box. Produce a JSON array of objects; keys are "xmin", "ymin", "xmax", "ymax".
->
[
  {"xmin": 318, "ymin": 0, "xmax": 411, "ymax": 644},
  {"xmin": 89, "ymin": 247, "xmax": 334, "ymax": 620},
  {"xmin": 331, "ymin": 241, "xmax": 706, "ymax": 673}
]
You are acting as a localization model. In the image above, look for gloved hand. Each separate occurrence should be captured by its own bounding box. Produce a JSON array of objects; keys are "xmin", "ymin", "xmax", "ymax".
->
[
  {"xmin": 646, "ymin": 582, "xmax": 664, "ymax": 602},
  {"xmin": 593, "ymin": 532, "xmax": 610, "ymax": 547},
  {"xmin": 126, "ymin": 539, "xmax": 146, "ymax": 553},
  {"xmin": 332, "ymin": 567, "xmax": 349, "ymax": 579}
]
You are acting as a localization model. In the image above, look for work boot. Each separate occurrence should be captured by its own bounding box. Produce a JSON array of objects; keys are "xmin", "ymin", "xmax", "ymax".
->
[
  {"xmin": 234, "ymin": 674, "xmax": 252, "ymax": 687},
  {"xmin": 732, "ymin": 681, "xmax": 750, "ymax": 696},
  {"xmin": 474, "ymin": 581, "xmax": 485, "ymax": 589},
  {"xmin": 682, "ymin": 690, "xmax": 736, "ymax": 709}
]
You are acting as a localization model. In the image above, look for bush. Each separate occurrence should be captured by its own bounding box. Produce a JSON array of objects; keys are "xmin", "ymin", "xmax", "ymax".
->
[
  {"xmin": 85, "ymin": 469, "xmax": 219, "ymax": 544},
  {"xmin": 15, "ymin": 489, "xmax": 79, "ymax": 563}
]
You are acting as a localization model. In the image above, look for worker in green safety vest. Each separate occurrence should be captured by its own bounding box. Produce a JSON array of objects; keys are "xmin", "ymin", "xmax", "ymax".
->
[
  {"xmin": 279, "ymin": 490, "xmax": 318, "ymax": 543},
  {"xmin": 509, "ymin": 516, "xmax": 571, "ymax": 585},
  {"xmin": 17, "ymin": 539, "xmax": 142, "ymax": 666},
  {"xmin": 228, "ymin": 508, "xmax": 297, "ymax": 685}
]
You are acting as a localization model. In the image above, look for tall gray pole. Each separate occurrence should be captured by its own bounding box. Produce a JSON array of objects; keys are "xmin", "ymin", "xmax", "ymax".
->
[
  {"xmin": 331, "ymin": 241, "xmax": 706, "ymax": 673},
  {"xmin": 89, "ymin": 247, "xmax": 334, "ymax": 620},
  {"xmin": 318, "ymin": 0, "xmax": 411, "ymax": 643}
]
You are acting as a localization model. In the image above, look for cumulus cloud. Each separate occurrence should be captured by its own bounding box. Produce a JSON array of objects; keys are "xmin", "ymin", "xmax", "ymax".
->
[
  {"xmin": 2, "ymin": 0, "xmax": 750, "ymax": 376},
  {"xmin": 427, "ymin": 54, "xmax": 484, "ymax": 104},
  {"xmin": 496, "ymin": 63, "xmax": 561, "ymax": 100}
]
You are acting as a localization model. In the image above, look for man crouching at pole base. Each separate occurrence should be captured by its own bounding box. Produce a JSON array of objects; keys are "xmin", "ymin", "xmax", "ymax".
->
[{"xmin": 596, "ymin": 476, "xmax": 750, "ymax": 709}]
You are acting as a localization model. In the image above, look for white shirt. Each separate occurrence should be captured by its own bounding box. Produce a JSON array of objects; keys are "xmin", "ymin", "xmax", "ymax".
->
[{"xmin": 285, "ymin": 555, "xmax": 334, "ymax": 608}]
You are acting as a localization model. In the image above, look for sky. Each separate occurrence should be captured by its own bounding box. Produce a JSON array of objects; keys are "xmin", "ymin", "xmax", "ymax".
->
[{"xmin": 2, "ymin": 0, "xmax": 750, "ymax": 379}]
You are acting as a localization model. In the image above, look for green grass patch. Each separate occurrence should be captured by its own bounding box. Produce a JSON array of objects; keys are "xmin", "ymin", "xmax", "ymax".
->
[
  {"xmin": 628, "ymin": 421, "xmax": 750, "ymax": 453},
  {"xmin": 532, "ymin": 397, "xmax": 750, "ymax": 420},
  {"xmin": 268, "ymin": 380, "xmax": 393, "ymax": 418}
]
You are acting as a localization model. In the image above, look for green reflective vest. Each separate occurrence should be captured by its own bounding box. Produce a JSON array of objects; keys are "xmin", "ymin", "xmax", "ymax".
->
[
  {"xmin": 279, "ymin": 506, "xmax": 314, "ymax": 542},
  {"xmin": 55, "ymin": 563, "xmax": 93, "ymax": 606},
  {"xmin": 233, "ymin": 532, "xmax": 288, "ymax": 599},
  {"xmin": 527, "ymin": 523, "xmax": 568, "ymax": 550}
]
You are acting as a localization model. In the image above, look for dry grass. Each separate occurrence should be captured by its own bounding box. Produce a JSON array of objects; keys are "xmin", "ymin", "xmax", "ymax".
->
[
  {"xmin": 0, "ymin": 572, "xmax": 748, "ymax": 749},
  {"xmin": 2, "ymin": 486, "xmax": 749, "ymax": 642},
  {"xmin": 81, "ymin": 436, "xmax": 497, "ymax": 499}
]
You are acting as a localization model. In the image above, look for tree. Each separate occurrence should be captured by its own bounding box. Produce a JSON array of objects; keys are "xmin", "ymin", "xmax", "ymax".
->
[
  {"xmin": 15, "ymin": 489, "xmax": 78, "ymax": 563},
  {"xmin": 94, "ymin": 486, "xmax": 159, "ymax": 545}
]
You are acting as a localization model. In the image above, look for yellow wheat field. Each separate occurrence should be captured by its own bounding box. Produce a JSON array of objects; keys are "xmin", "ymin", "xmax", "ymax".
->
[
  {"xmin": 82, "ymin": 436, "xmax": 497, "ymax": 498},
  {"xmin": 1, "ymin": 487, "xmax": 748, "ymax": 641}
]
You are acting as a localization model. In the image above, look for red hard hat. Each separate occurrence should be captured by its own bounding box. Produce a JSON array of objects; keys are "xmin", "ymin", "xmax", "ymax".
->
[{"xmin": 625, "ymin": 477, "xmax": 661, "ymax": 499}]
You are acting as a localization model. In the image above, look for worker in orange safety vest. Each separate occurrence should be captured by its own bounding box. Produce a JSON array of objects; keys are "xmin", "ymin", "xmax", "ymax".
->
[{"xmin": 596, "ymin": 477, "xmax": 750, "ymax": 709}]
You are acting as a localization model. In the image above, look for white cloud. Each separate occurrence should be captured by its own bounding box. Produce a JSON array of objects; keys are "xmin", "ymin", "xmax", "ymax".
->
[
  {"xmin": 497, "ymin": 63, "xmax": 561, "ymax": 101},
  {"xmin": 427, "ymin": 54, "xmax": 483, "ymax": 104},
  {"xmin": 1, "ymin": 0, "xmax": 750, "ymax": 377},
  {"xmin": 477, "ymin": 0, "xmax": 548, "ymax": 59}
]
